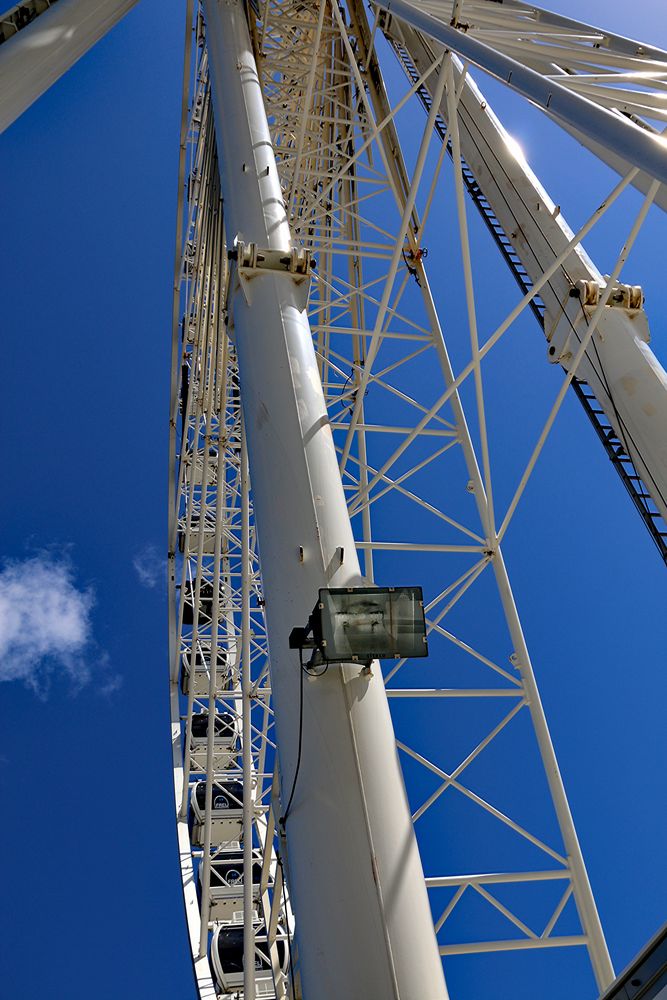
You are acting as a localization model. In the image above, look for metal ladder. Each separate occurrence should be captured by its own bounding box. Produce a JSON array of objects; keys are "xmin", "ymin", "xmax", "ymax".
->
[{"xmin": 572, "ymin": 378, "xmax": 667, "ymax": 562}]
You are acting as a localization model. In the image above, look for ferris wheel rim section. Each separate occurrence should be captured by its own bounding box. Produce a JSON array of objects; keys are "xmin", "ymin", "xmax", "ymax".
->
[
  {"xmin": 168, "ymin": 3, "xmax": 218, "ymax": 995},
  {"xmin": 168, "ymin": 7, "xmax": 258, "ymax": 1000},
  {"xmin": 168, "ymin": 0, "xmax": 199, "ymax": 991},
  {"xmin": 374, "ymin": 0, "xmax": 667, "ymax": 188},
  {"xmin": 171, "ymin": 687, "xmax": 218, "ymax": 1000}
]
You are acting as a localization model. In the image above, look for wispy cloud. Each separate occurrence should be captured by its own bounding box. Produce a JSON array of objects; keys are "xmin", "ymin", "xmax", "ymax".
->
[
  {"xmin": 0, "ymin": 554, "xmax": 106, "ymax": 694},
  {"xmin": 132, "ymin": 544, "xmax": 167, "ymax": 591}
]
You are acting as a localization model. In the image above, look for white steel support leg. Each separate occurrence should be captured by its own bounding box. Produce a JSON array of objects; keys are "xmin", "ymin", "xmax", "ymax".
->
[
  {"xmin": 407, "ymin": 108, "xmax": 616, "ymax": 998},
  {"xmin": 444, "ymin": 53, "xmax": 495, "ymax": 539},
  {"xmin": 203, "ymin": 3, "xmax": 448, "ymax": 998},
  {"xmin": 407, "ymin": 255, "xmax": 614, "ymax": 988},
  {"xmin": 489, "ymin": 553, "xmax": 614, "ymax": 989},
  {"xmin": 0, "ymin": 0, "xmax": 140, "ymax": 133}
]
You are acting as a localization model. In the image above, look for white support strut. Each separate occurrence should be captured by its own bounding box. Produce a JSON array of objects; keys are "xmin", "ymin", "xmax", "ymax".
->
[
  {"xmin": 375, "ymin": 0, "xmax": 667, "ymax": 188},
  {"xmin": 202, "ymin": 2, "xmax": 449, "ymax": 998},
  {"xmin": 383, "ymin": 19, "xmax": 667, "ymax": 531},
  {"xmin": 0, "ymin": 0, "xmax": 139, "ymax": 133}
]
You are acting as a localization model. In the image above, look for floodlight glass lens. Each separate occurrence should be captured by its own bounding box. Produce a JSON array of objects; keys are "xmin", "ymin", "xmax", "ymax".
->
[{"xmin": 318, "ymin": 587, "xmax": 427, "ymax": 661}]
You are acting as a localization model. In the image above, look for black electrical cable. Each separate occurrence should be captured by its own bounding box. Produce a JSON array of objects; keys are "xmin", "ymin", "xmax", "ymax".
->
[
  {"xmin": 275, "ymin": 645, "xmax": 329, "ymax": 990},
  {"xmin": 279, "ymin": 648, "xmax": 305, "ymax": 830},
  {"xmin": 303, "ymin": 659, "xmax": 328, "ymax": 678}
]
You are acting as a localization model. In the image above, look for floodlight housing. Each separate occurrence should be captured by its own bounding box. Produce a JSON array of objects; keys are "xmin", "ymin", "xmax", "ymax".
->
[
  {"xmin": 600, "ymin": 923, "xmax": 667, "ymax": 1000},
  {"xmin": 314, "ymin": 586, "xmax": 428, "ymax": 663}
]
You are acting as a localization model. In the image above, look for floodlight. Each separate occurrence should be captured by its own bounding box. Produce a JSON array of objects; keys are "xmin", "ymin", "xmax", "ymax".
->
[
  {"xmin": 600, "ymin": 923, "xmax": 667, "ymax": 1000},
  {"xmin": 311, "ymin": 586, "xmax": 428, "ymax": 663}
]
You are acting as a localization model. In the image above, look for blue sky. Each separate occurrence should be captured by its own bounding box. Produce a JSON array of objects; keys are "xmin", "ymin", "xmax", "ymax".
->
[{"xmin": 0, "ymin": 2, "xmax": 665, "ymax": 999}]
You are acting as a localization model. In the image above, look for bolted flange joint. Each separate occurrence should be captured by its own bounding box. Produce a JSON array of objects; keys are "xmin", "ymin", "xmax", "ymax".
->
[{"xmin": 228, "ymin": 240, "xmax": 315, "ymax": 282}]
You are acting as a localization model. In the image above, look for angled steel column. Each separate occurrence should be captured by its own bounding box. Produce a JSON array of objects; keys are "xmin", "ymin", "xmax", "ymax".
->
[
  {"xmin": 0, "ymin": 0, "xmax": 139, "ymax": 133},
  {"xmin": 202, "ymin": 2, "xmax": 448, "ymax": 998}
]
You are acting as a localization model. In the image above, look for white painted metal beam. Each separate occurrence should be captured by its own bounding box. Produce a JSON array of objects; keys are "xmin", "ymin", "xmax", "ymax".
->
[
  {"xmin": 384, "ymin": 21, "xmax": 667, "ymax": 529},
  {"xmin": 374, "ymin": 0, "xmax": 667, "ymax": 187},
  {"xmin": 476, "ymin": 0, "xmax": 667, "ymax": 62},
  {"xmin": 0, "ymin": 0, "xmax": 139, "ymax": 133},
  {"xmin": 202, "ymin": 2, "xmax": 449, "ymax": 998}
]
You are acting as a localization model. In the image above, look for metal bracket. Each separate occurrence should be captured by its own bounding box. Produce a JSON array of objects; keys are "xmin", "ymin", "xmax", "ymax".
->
[
  {"xmin": 547, "ymin": 278, "xmax": 649, "ymax": 365},
  {"xmin": 575, "ymin": 278, "xmax": 644, "ymax": 314},
  {"xmin": 229, "ymin": 240, "xmax": 314, "ymax": 281}
]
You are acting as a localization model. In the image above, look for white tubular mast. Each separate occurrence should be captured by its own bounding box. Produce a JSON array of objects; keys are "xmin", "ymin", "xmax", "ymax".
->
[
  {"xmin": 202, "ymin": 2, "xmax": 448, "ymax": 998},
  {"xmin": 0, "ymin": 0, "xmax": 139, "ymax": 133}
]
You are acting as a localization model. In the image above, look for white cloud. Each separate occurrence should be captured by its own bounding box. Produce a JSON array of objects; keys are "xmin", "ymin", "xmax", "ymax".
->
[
  {"xmin": 0, "ymin": 554, "xmax": 97, "ymax": 692},
  {"xmin": 132, "ymin": 544, "xmax": 167, "ymax": 590}
]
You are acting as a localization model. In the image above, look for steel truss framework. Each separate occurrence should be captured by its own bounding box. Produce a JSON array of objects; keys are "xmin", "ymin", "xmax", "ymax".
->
[
  {"xmin": 169, "ymin": 31, "xmax": 294, "ymax": 999},
  {"xmin": 167, "ymin": 2, "xmax": 667, "ymax": 999}
]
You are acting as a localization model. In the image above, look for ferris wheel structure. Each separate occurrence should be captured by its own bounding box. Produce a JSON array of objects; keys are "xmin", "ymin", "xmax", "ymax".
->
[{"xmin": 2, "ymin": 2, "xmax": 666, "ymax": 999}]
